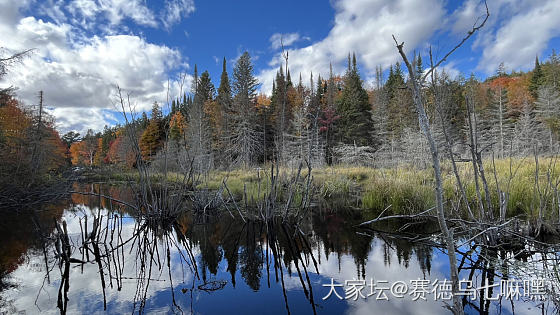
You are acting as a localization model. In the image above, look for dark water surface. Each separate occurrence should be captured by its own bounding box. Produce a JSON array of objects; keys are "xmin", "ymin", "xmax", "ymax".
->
[{"xmin": 0, "ymin": 184, "xmax": 557, "ymax": 314}]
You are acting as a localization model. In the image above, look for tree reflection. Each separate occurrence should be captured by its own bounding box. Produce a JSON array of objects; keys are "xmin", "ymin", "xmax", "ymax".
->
[{"xmin": 3, "ymin": 189, "xmax": 559, "ymax": 315}]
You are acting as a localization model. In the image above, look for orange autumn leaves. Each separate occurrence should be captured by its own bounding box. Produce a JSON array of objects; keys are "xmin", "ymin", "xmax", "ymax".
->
[
  {"xmin": 486, "ymin": 74, "xmax": 533, "ymax": 114},
  {"xmin": 0, "ymin": 96, "xmax": 66, "ymax": 177}
]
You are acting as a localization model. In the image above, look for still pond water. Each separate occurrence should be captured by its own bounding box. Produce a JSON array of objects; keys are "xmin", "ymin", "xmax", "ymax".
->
[{"xmin": 0, "ymin": 184, "xmax": 557, "ymax": 314}]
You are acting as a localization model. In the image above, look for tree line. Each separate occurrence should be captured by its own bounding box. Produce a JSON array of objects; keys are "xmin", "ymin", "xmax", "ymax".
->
[{"xmin": 30, "ymin": 49, "xmax": 560, "ymax": 173}]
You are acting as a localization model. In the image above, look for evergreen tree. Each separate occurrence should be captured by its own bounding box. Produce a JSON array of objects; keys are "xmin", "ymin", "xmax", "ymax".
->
[
  {"xmin": 270, "ymin": 65, "xmax": 297, "ymax": 161},
  {"xmin": 529, "ymin": 56, "xmax": 544, "ymax": 98},
  {"xmin": 256, "ymin": 93, "xmax": 275, "ymax": 163},
  {"xmin": 335, "ymin": 53, "xmax": 376, "ymax": 146},
  {"xmin": 306, "ymin": 72, "xmax": 324, "ymax": 165},
  {"xmin": 179, "ymin": 92, "xmax": 188, "ymax": 116},
  {"xmin": 197, "ymin": 70, "xmax": 214, "ymax": 102},
  {"xmin": 371, "ymin": 66, "xmax": 391, "ymax": 154},
  {"xmin": 415, "ymin": 55, "xmax": 424, "ymax": 82},
  {"xmin": 322, "ymin": 64, "xmax": 338, "ymax": 164},
  {"xmin": 217, "ymin": 58, "xmax": 233, "ymax": 124},
  {"xmin": 385, "ymin": 62, "xmax": 414, "ymax": 138},
  {"xmin": 171, "ymin": 99, "xmax": 177, "ymax": 114},
  {"xmin": 386, "ymin": 62, "xmax": 405, "ymax": 101},
  {"xmin": 214, "ymin": 57, "xmax": 233, "ymax": 165},
  {"xmin": 140, "ymin": 112, "xmax": 149, "ymax": 130},
  {"xmin": 230, "ymin": 51, "xmax": 260, "ymax": 166}
]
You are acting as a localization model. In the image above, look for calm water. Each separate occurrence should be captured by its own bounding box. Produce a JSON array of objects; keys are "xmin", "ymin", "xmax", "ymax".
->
[{"xmin": 0, "ymin": 184, "xmax": 557, "ymax": 314}]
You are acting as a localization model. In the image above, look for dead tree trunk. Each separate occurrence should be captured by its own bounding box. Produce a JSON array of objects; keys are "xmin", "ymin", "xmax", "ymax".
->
[
  {"xmin": 393, "ymin": 39, "xmax": 463, "ymax": 314},
  {"xmin": 391, "ymin": 5, "xmax": 487, "ymax": 313}
]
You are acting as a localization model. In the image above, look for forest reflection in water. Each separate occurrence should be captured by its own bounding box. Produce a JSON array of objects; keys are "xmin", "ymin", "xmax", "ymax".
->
[{"xmin": 0, "ymin": 184, "xmax": 559, "ymax": 314}]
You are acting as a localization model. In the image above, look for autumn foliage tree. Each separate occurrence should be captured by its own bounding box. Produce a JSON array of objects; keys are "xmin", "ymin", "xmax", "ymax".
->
[
  {"xmin": 169, "ymin": 111, "xmax": 186, "ymax": 143},
  {"xmin": 139, "ymin": 102, "xmax": 164, "ymax": 161},
  {"xmin": 0, "ymin": 93, "xmax": 66, "ymax": 194}
]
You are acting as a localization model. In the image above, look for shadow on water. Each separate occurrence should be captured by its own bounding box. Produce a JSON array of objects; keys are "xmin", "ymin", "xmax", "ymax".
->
[{"xmin": 1, "ymin": 184, "xmax": 559, "ymax": 314}]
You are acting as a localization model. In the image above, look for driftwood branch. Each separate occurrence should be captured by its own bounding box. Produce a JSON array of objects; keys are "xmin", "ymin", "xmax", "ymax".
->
[{"xmin": 356, "ymin": 204, "xmax": 435, "ymax": 227}]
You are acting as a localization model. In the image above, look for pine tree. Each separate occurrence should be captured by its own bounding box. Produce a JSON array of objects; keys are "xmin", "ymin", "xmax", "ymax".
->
[
  {"xmin": 416, "ymin": 55, "xmax": 424, "ymax": 82},
  {"xmin": 529, "ymin": 56, "xmax": 544, "ymax": 99},
  {"xmin": 140, "ymin": 112, "xmax": 149, "ymax": 130},
  {"xmin": 335, "ymin": 53, "xmax": 376, "ymax": 146},
  {"xmin": 306, "ymin": 72, "xmax": 324, "ymax": 165},
  {"xmin": 385, "ymin": 62, "xmax": 414, "ymax": 138},
  {"xmin": 230, "ymin": 51, "xmax": 260, "ymax": 166},
  {"xmin": 322, "ymin": 64, "xmax": 338, "ymax": 164},
  {"xmin": 197, "ymin": 70, "xmax": 214, "ymax": 102},
  {"xmin": 270, "ymin": 66, "xmax": 293, "ymax": 161},
  {"xmin": 179, "ymin": 92, "xmax": 188, "ymax": 116},
  {"xmin": 371, "ymin": 66, "xmax": 391, "ymax": 154},
  {"xmin": 386, "ymin": 64, "xmax": 405, "ymax": 101},
  {"xmin": 209, "ymin": 57, "xmax": 233, "ymax": 165},
  {"xmin": 217, "ymin": 57, "xmax": 233, "ymax": 136}
]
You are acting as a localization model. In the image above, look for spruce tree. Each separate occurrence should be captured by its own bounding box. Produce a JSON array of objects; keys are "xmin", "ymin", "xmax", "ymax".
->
[
  {"xmin": 216, "ymin": 57, "xmax": 233, "ymax": 163},
  {"xmin": 529, "ymin": 56, "xmax": 544, "ymax": 98},
  {"xmin": 270, "ymin": 65, "xmax": 296, "ymax": 161},
  {"xmin": 416, "ymin": 55, "xmax": 424, "ymax": 82},
  {"xmin": 322, "ymin": 64, "xmax": 338, "ymax": 164},
  {"xmin": 336, "ymin": 53, "xmax": 376, "ymax": 146},
  {"xmin": 385, "ymin": 62, "xmax": 413, "ymax": 138},
  {"xmin": 231, "ymin": 51, "xmax": 260, "ymax": 166},
  {"xmin": 140, "ymin": 112, "xmax": 149, "ymax": 130},
  {"xmin": 217, "ymin": 57, "xmax": 233, "ymax": 115}
]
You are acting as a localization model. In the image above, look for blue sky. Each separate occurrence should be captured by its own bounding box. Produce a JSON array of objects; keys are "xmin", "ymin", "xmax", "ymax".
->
[{"xmin": 1, "ymin": 0, "xmax": 560, "ymax": 134}]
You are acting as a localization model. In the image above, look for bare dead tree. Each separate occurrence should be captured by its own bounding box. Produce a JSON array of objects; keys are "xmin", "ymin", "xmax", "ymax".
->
[
  {"xmin": 391, "ymin": 3, "xmax": 489, "ymax": 314},
  {"xmin": 279, "ymin": 37, "xmax": 289, "ymax": 164}
]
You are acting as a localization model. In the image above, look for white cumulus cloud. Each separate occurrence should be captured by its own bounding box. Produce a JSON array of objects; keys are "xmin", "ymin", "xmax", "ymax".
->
[
  {"xmin": 0, "ymin": 2, "xmax": 187, "ymax": 134},
  {"xmin": 259, "ymin": 0, "xmax": 446, "ymax": 94},
  {"xmin": 473, "ymin": 0, "xmax": 560, "ymax": 73}
]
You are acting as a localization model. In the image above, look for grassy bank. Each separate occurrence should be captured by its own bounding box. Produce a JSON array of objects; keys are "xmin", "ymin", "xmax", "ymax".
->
[
  {"xmin": 199, "ymin": 158, "xmax": 560, "ymax": 221},
  {"xmin": 86, "ymin": 157, "xmax": 560, "ymax": 221}
]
